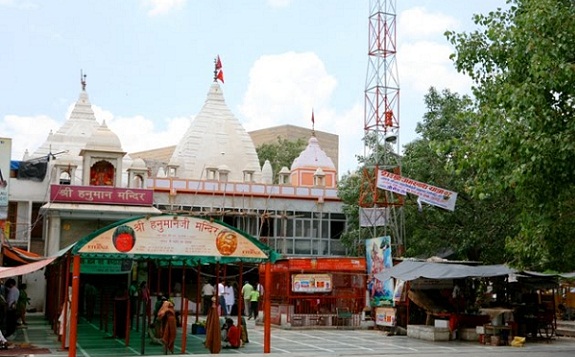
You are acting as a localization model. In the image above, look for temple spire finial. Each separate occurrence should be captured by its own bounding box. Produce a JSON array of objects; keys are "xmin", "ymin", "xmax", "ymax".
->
[
  {"xmin": 311, "ymin": 109, "xmax": 315, "ymax": 137},
  {"xmin": 81, "ymin": 70, "xmax": 87, "ymax": 90}
]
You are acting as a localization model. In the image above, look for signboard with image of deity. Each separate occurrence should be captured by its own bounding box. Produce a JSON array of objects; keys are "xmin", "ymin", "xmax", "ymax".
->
[
  {"xmin": 292, "ymin": 273, "xmax": 333, "ymax": 293},
  {"xmin": 78, "ymin": 215, "xmax": 269, "ymax": 259}
]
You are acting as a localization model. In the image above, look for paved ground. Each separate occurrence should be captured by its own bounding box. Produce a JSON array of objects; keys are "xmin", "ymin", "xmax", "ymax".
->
[{"xmin": 7, "ymin": 313, "xmax": 575, "ymax": 356}]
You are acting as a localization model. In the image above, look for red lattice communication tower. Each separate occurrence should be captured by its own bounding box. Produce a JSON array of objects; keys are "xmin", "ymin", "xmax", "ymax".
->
[{"xmin": 359, "ymin": 0, "xmax": 405, "ymax": 255}]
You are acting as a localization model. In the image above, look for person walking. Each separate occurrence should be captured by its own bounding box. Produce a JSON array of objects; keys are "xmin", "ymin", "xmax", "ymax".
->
[
  {"xmin": 248, "ymin": 286, "xmax": 260, "ymax": 320},
  {"xmin": 217, "ymin": 281, "xmax": 226, "ymax": 316},
  {"xmin": 224, "ymin": 281, "xmax": 235, "ymax": 316},
  {"xmin": 241, "ymin": 281, "xmax": 253, "ymax": 317},
  {"xmin": 16, "ymin": 283, "xmax": 29, "ymax": 325},
  {"xmin": 139, "ymin": 281, "xmax": 151, "ymax": 323},
  {"xmin": 128, "ymin": 281, "xmax": 138, "ymax": 327},
  {"xmin": 201, "ymin": 280, "xmax": 214, "ymax": 315},
  {"xmin": 158, "ymin": 300, "xmax": 177, "ymax": 354},
  {"xmin": 4, "ymin": 279, "xmax": 19, "ymax": 339}
]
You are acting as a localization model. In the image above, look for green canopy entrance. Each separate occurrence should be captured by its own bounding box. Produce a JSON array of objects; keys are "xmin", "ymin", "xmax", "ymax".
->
[
  {"xmin": 63, "ymin": 214, "xmax": 280, "ymax": 356},
  {"xmin": 71, "ymin": 214, "xmax": 281, "ymax": 264}
]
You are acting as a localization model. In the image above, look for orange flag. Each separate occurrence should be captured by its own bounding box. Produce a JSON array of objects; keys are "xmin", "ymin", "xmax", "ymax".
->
[{"xmin": 217, "ymin": 69, "xmax": 224, "ymax": 83}]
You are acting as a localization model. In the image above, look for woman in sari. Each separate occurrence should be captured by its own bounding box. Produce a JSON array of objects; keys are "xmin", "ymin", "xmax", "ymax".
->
[{"xmin": 157, "ymin": 300, "xmax": 177, "ymax": 354}]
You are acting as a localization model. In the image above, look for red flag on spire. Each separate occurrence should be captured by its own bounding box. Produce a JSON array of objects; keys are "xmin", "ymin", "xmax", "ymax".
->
[
  {"xmin": 216, "ymin": 55, "xmax": 222, "ymax": 70},
  {"xmin": 217, "ymin": 69, "xmax": 224, "ymax": 83},
  {"xmin": 311, "ymin": 110, "xmax": 315, "ymax": 124}
]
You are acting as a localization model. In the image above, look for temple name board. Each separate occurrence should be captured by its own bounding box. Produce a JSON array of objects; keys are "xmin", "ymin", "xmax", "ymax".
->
[{"xmin": 50, "ymin": 185, "xmax": 154, "ymax": 206}]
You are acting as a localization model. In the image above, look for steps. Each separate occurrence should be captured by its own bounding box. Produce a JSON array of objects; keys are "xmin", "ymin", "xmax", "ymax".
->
[{"xmin": 556, "ymin": 320, "xmax": 575, "ymax": 337}]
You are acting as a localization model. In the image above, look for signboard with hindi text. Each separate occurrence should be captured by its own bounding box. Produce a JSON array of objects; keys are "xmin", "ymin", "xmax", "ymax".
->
[
  {"xmin": 376, "ymin": 170, "xmax": 458, "ymax": 211},
  {"xmin": 51, "ymin": 185, "xmax": 153, "ymax": 206},
  {"xmin": 292, "ymin": 274, "xmax": 333, "ymax": 293},
  {"xmin": 77, "ymin": 215, "xmax": 269, "ymax": 259}
]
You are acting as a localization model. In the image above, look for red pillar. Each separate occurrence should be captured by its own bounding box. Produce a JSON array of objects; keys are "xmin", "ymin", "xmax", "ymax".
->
[
  {"xmin": 68, "ymin": 255, "xmax": 81, "ymax": 357},
  {"xmin": 264, "ymin": 262, "xmax": 271, "ymax": 353},
  {"xmin": 61, "ymin": 254, "xmax": 71, "ymax": 350}
]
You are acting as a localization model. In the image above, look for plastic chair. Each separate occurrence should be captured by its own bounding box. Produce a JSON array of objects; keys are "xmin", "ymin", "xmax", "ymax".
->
[{"xmin": 336, "ymin": 307, "xmax": 352, "ymax": 329}]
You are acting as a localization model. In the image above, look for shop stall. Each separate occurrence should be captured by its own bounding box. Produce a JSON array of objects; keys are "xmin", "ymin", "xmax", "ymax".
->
[
  {"xmin": 376, "ymin": 260, "xmax": 516, "ymax": 343},
  {"xmin": 260, "ymin": 257, "xmax": 366, "ymax": 328}
]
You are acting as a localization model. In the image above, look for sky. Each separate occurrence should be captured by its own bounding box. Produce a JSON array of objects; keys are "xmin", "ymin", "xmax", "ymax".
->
[{"xmin": 0, "ymin": 0, "xmax": 507, "ymax": 176}]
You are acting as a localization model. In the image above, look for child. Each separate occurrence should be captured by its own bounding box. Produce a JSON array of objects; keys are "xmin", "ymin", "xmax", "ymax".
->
[
  {"xmin": 249, "ymin": 288, "xmax": 260, "ymax": 320},
  {"xmin": 223, "ymin": 318, "xmax": 240, "ymax": 349}
]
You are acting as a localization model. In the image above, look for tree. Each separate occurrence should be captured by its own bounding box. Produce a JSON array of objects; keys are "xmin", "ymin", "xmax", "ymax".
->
[
  {"xmin": 402, "ymin": 88, "xmax": 514, "ymax": 264},
  {"xmin": 256, "ymin": 137, "xmax": 306, "ymax": 182},
  {"xmin": 446, "ymin": 0, "xmax": 575, "ymax": 270}
]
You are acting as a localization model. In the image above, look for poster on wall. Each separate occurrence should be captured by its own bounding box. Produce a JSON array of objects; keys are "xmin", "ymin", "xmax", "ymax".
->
[
  {"xmin": 0, "ymin": 138, "xmax": 11, "ymax": 219},
  {"xmin": 292, "ymin": 274, "xmax": 332, "ymax": 293},
  {"xmin": 375, "ymin": 307, "xmax": 396, "ymax": 327},
  {"xmin": 366, "ymin": 236, "xmax": 393, "ymax": 307}
]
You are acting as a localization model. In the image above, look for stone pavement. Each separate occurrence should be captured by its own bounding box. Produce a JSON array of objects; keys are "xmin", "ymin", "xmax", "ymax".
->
[{"xmin": 9, "ymin": 313, "xmax": 575, "ymax": 356}]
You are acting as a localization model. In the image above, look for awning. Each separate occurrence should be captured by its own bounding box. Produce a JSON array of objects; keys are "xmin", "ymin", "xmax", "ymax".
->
[
  {"xmin": 0, "ymin": 257, "xmax": 56, "ymax": 279},
  {"xmin": 374, "ymin": 260, "xmax": 515, "ymax": 282},
  {"xmin": 2, "ymin": 245, "xmax": 44, "ymax": 265},
  {"xmin": 40, "ymin": 202, "xmax": 162, "ymax": 215}
]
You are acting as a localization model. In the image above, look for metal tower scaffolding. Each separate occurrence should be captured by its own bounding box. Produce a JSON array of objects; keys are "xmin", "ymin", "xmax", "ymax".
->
[{"xmin": 359, "ymin": 0, "xmax": 405, "ymax": 256}]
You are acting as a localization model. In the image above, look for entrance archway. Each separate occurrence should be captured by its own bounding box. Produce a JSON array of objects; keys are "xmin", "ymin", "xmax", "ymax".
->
[{"xmin": 63, "ymin": 214, "xmax": 279, "ymax": 356}]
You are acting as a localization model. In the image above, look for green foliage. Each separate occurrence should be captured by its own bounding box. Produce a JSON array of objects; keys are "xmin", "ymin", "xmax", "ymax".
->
[
  {"xmin": 337, "ymin": 170, "xmax": 389, "ymax": 256},
  {"xmin": 403, "ymin": 88, "xmax": 513, "ymax": 263},
  {"xmin": 256, "ymin": 137, "xmax": 306, "ymax": 182},
  {"xmin": 446, "ymin": 0, "xmax": 575, "ymax": 270}
]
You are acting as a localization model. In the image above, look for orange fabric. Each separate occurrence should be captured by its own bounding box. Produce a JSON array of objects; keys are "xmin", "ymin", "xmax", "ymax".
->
[
  {"xmin": 2, "ymin": 246, "xmax": 42, "ymax": 264},
  {"xmin": 159, "ymin": 301, "xmax": 177, "ymax": 353}
]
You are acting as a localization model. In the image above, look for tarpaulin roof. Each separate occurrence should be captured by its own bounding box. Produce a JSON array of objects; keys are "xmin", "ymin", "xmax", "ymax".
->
[
  {"xmin": 2, "ymin": 245, "xmax": 45, "ymax": 265},
  {"xmin": 374, "ymin": 260, "xmax": 515, "ymax": 282},
  {"xmin": 0, "ymin": 257, "xmax": 56, "ymax": 279},
  {"xmin": 71, "ymin": 214, "xmax": 280, "ymax": 265}
]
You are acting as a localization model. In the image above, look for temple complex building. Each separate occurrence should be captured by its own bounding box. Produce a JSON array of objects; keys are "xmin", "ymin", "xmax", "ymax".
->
[{"xmin": 5, "ymin": 70, "xmax": 346, "ymax": 312}]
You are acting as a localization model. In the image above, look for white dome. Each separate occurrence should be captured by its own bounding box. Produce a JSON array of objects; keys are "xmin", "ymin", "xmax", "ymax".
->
[
  {"xmin": 291, "ymin": 136, "xmax": 335, "ymax": 171},
  {"xmin": 54, "ymin": 153, "xmax": 81, "ymax": 166},
  {"xmin": 218, "ymin": 164, "xmax": 230, "ymax": 173},
  {"xmin": 130, "ymin": 158, "xmax": 147, "ymax": 170},
  {"xmin": 261, "ymin": 160, "xmax": 273, "ymax": 184},
  {"xmin": 85, "ymin": 121, "xmax": 124, "ymax": 153},
  {"xmin": 169, "ymin": 83, "xmax": 261, "ymax": 182}
]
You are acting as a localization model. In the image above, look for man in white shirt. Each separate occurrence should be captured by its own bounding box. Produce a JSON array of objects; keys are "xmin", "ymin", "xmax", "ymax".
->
[
  {"xmin": 201, "ymin": 280, "xmax": 214, "ymax": 315},
  {"xmin": 217, "ymin": 281, "xmax": 227, "ymax": 316}
]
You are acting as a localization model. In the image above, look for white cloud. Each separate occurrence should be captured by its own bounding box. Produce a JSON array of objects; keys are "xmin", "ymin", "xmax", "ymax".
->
[
  {"xmin": 399, "ymin": 7, "xmax": 461, "ymax": 39},
  {"xmin": 238, "ymin": 51, "xmax": 366, "ymax": 174},
  {"xmin": 143, "ymin": 0, "xmax": 186, "ymax": 17},
  {"xmin": 240, "ymin": 52, "xmax": 337, "ymax": 131},
  {"xmin": 332, "ymin": 103, "xmax": 364, "ymax": 174},
  {"xmin": 2, "ymin": 115, "xmax": 60, "ymax": 160},
  {"xmin": 107, "ymin": 115, "xmax": 190, "ymax": 154},
  {"xmin": 2, "ymin": 108, "xmax": 190, "ymax": 162},
  {"xmin": 399, "ymin": 40, "xmax": 472, "ymax": 95}
]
